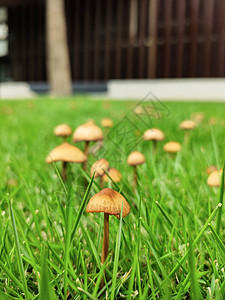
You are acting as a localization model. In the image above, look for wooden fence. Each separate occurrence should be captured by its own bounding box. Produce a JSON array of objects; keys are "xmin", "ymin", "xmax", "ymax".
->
[{"xmin": 6, "ymin": 0, "xmax": 225, "ymax": 81}]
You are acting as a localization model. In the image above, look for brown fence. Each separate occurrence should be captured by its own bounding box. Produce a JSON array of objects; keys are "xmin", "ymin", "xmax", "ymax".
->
[{"xmin": 6, "ymin": 0, "xmax": 225, "ymax": 81}]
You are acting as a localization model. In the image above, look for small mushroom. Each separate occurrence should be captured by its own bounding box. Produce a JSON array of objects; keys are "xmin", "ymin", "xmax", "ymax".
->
[
  {"xmin": 86, "ymin": 188, "xmax": 130, "ymax": 287},
  {"xmin": 100, "ymin": 118, "xmax": 113, "ymax": 128},
  {"xmin": 90, "ymin": 158, "xmax": 110, "ymax": 188},
  {"xmin": 127, "ymin": 151, "xmax": 145, "ymax": 186},
  {"xmin": 101, "ymin": 118, "xmax": 113, "ymax": 137},
  {"xmin": 143, "ymin": 128, "xmax": 165, "ymax": 154},
  {"xmin": 163, "ymin": 141, "xmax": 181, "ymax": 154},
  {"xmin": 208, "ymin": 117, "xmax": 218, "ymax": 126},
  {"xmin": 179, "ymin": 120, "xmax": 196, "ymax": 144},
  {"xmin": 102, "ymin": 168, "xmax": 122, "ymax": 185},
  {"xmin": 73, "ymin": 121, "xmax": 103, "ymax": 172},
  {"xmin": 54, "ymin": 124, "xmax": 72, "ymax": 141},
  {"xmin": 191, "ymin": 112, "xmax": 205, "ymax": 124},
  {"xmin": 207, "ymin": 169, "xmax": 224, "ymax": 187},
  {"xmin": 206, "ymin": 165, "xmax": 217, "ymax": 175},
  {"xmin": 46, "ymin": 142, "xmax": 87, "ymax": 181}
]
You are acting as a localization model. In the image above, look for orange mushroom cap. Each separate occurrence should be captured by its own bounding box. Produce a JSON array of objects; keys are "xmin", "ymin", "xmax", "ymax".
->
[
  {"xmin": 73, "ymin": 121, "xmax": 103, "ymax": 142},
  {"xmin": 103, "ymin": 168, "xmax": 122, "ymax": 183},
  {"xmin": 179, "ymin": 120, "xmax": 196, "ymax": 130},
  {"xmin": 127, "ymin": 151, "xmax": 145, "ymax": 166},
  {"xmin": 90, "ymin": 158, "xmax": 110, "ymax": 178},
  {"xmin": 54, "ymin": 124, "xmax": 72, "ymax": 137},
  {"xmin": 46, "ymin": 142, "xmax": 87, "ymax": 164},
  {"xmin": 86, "ymin": 188, "xmax": 130, "ymax": 218},
  {"xmin": 207, "ymin": 169, "xmax": 224, "ymax": 187},
  {"xmin": 163, "ymin": 141, "xmax": 181, "ymax": 153},
  {"xmin": 101, "ymin": 118, "xmax": 113, "ymax": 128},
  {"xmin": 143, "ymin": 128, "xmax": 165, "ymax": 141}
]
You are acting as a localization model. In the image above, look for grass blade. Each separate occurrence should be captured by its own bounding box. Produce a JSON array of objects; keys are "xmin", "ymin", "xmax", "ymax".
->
[
  {"xmin": 167, "ymin": 203, "xmax": 221, "ymax": 279},
  {"xmin": 111, "ymin": 202, "xmax": 123, "ymax": 300},
  {"xmin": 40, "ymin": 246, "xmax": 56, "ymax": 300},
  {"xmin": 77, "ymin": 287, "xmax": 98, "ymax": 300},
  {"xmin": 9, "ymin": 197, "xmax": 29, "ymax": 300},
  {"xmin": 215, "ymin": 165, "xmax": 225, "ymax": 234},
  {"xmin": 70, "ymin": 173, "xmax": 95, "ymax": 244},
  {"xmin": 188, "ymin": 238, "xmax": 202, "ymax": 299}
]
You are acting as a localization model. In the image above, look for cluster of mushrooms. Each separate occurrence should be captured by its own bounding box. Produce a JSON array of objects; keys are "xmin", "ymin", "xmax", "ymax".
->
[{"xmin": 45, "ymin": 112, "xmax": 224, "ymax": 288}]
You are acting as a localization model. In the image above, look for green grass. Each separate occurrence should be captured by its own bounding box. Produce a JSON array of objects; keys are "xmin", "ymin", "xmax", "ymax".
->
[{"xmin": 0, "ymin": 96, "xmax": 225, "ymax": 299}]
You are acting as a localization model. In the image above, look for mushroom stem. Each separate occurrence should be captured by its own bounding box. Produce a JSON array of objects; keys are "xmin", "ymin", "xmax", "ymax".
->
[
  {"xmin": 184, "ymin": 131, "xmax": 190, "ymax": 145},
  {"xmin": 153, "ymin": 140, "xmax": 157, "ymax": 155},
  {"xmin": 100, "ymin": 213, "xmax": 109, "ymax": 288},
  {"xmin": 133, "ymin": 165, "xmax": 137, "ymax": 187},
  {"xmin": 83, "ymin": 141, "xmax": 90, "ymax": 172},
  {"xmin": 62, "ymin": 161, "xmax": 68, "ymax": 181},
  {"xmin": 100, "ymin": 176, "xmax": 104, "ymax": 189}
]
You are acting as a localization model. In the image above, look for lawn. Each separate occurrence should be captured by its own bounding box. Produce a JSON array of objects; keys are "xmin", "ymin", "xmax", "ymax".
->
[{"xmin": 0, "ymin": 97, "xmax": 225, "ymax": 299}]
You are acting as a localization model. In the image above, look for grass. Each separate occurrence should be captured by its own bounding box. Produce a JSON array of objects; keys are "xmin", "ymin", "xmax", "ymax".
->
[{"xmin": 0, "ymin": 96, "xmax": 225, "ymax": 299}]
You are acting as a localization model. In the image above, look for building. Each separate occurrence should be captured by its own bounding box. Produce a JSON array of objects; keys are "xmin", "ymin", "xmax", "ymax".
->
[{"xmin": 0, "ymin": 0, "xmax": 225, "ymax": 83}]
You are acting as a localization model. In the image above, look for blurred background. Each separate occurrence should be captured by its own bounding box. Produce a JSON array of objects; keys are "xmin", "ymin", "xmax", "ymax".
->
[{"xmin": 0, "ymin": 0, "xmax": 224, "ymax": 98}]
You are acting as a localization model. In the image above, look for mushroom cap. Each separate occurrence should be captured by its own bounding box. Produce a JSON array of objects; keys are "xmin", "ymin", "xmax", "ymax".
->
[
  {"xmin": 103, "ymin": 168, "xmax": 122, "ymax": 183},
  {"xmin": 46, "ymin": 142, "xmax": 87, "ymax": 164},
  {"xmin": 206, "ymin": 165, "xmax": 217, "ymax": 175},
  {"xmin": 54, "ymin": 124, "xmax": 72, "ymax": 137},
  {"xmin": 207, "ymin": 169, "xmax": 224, "ymax": 187},
  {"xmin": 143, "ymin": 128, "xmax": 165, "ymax": 141},
  {"xmin": 127, "ymin": 151, "xmax": 145, "ymax": 166},
  {"xmin": 101, "ymin": 118, "xmax": 113, "ymax": 128},
  {"xmin": 73, "ymin": 121, "xmax": 103, "ymax": 142},
  {"xmin": 191, "ymin": 112, "xmax": 205, "ymax": 123},
  {"xmin": 208, "ymin": 117, "xmax": 218, "ymax": 126},
  {"xmin": 90, "ymin": 158, "xmax": 110, "ymax": 178},
  {"xmin": 86, "ymin": 188, "xmax": 130, "ymax": 218},
  {"xmin": 163, "ymin": 141, "xmax": 181, "ymax": 153},
  {"xmin": 179, "ymin": 120, "xmax": 196, "ymax": 130}
]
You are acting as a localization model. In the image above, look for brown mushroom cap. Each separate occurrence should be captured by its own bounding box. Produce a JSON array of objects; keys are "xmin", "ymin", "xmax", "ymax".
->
[
  {"xmin": 46, "ymin": 142, "xmax": 87, "ymax": 164},
  {"xmin": 206, "ymin": 165, "xmax": 217, "ymax": 175},
  {"xmin": 103, "ymin": 168, "xmax": 122, "ymax": 183},
  {"xmin": 90, "ymin": 158, "xmax": 110, "ymax": 178},
  {"xmin": 143, "ymin": 128, "xmax": 165, "ymax": 141},
  {"xmin": 73, "ymin": 121, "xmax": 103, "ymax": 142},
  {"xmin": 54, "ymin": 124, "xmax": 72, "ymax": 137},
  {"xmin": 127, "ymin": 151, "xmax": 145, "ymax": 166},
  {"xmin": 86, "ymin": 188, "xmax": 130, "ymax": 218},
  {"xmin": 163, "ymin": 141, "xmax": 181, "ymax": 153},
  {"xmin": 207, "ymin": 169, "xmax": 224, "ymax": 187},
  {"xmin": 101, "ymin": 118, "xmax": 113, "ymax": 128},
  {"xmin": 179, "ymin": 120, "xmax": 196, "ymax": 130}
]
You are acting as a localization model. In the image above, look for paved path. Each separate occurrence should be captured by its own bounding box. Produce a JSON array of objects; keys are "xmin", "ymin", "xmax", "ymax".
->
[{"xmin": 0, "ymin": 79, "xmax": 225, "ymax": 101}]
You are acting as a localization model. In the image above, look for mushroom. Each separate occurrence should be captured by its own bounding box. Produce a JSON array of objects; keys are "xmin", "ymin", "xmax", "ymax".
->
[
  {"xmin": 102, "ymin": 168, "xmax": 122, "ymax": 186},
  {"xmin": 163, "ymin": 141, "xmax": 181, "ymax": 155},
  {"xmin": 206, "ymin": 165, "xmax": 217, "ymax": 175},
  {"xmin": 207, "ymin": 169, "xmax": 224, "ymax": 187},
  {"xmin": 90, "ymin": 158, "xmax": 110, "ymax": 188},
  {"xmin": 46, "ymin": 142, "xmax": 87, "ymax": 181},
  {"xmin": 54, "ymin": 124, "xmax": 72, "ymax": 141},
  {"xmin": 143, "ymin": 128, "xmax": 165, "ymax": 154},
  {"xmin": 208, "ymin": 117, "xmax": 218, "ymax": 126},
  {"xmin": 191, "ymin": 112, "xmax": 205, "ymax": 124},
  {"xmin": 179, "ymin": 120, "xmax": 196, "ymax": 144},
  {"xmin": 73, "ymin": 121, "xmax": 103, "ymax": 172},
  {"xmin": 100, "ymin": 118, "xmax": 113, "ymax": 128},
  {"xmin": 86, "ymin": 188, "xmax": 130, "ymax": 287},
  {"xmin": 101, "ymin": 118, "xmax": 113, "ymax": 138},
  {"xmin": 127, "ymin": 151, "xmax": 145, "ymax": 186}
]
